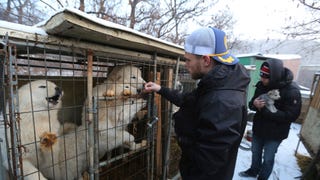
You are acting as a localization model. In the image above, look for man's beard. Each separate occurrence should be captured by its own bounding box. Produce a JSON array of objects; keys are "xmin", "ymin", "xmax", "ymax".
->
[{"xmin": 191, "ymin": 72, "xmax": 204, "ymax": 80}]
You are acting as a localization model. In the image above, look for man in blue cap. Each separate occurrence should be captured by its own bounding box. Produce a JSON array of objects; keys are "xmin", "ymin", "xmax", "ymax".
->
[{"xmin": 144, "ymin": 27, "xmax": 250, "ymax": 179}]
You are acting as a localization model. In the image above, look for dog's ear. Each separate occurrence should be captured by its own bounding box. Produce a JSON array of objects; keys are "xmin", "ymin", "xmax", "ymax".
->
[
  {"xmin": 273, "ymin": 89, "xmax": 280, "ymax": 96},
  {"xmin": 115, "ymin": 75, "xmax": 122, "ymax": 81},
  {"xmin": 108, "ymin": 75, "xmax": 122, "ymax": 82}
]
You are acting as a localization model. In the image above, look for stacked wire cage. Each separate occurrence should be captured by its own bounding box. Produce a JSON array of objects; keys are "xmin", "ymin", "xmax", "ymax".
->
[{"xmin": 0, "ymin": 9, "xmax": 194, "ymax": 180}]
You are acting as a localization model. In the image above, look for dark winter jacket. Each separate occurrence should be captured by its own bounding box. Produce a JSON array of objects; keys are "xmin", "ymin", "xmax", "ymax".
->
[
  {"xmin": 158, "ymin": 63, "xmax": 250, "ymax": 180},
  {"xmin": 249, "ymin": 58, "xmax": 302, "ymax": 140}
]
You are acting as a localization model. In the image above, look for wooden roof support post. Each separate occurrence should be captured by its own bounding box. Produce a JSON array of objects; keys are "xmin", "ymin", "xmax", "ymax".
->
[
  {"xmin": 86, "ymin": 50, "xmax": 99, "ymax": 180},
  {"xmin": 149, "ymin": 52, "xmax": 163, "ymax": 179},
  {"xmin": 155, "ymin": 70, "xmax": 162, "ymax": 179}
]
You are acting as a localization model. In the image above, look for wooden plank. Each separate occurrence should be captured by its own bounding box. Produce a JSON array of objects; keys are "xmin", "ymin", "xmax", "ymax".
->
[
  {"xmin": 41, "ymin": 9, "xmax": 184, "ymax": 57},
  {"xmin": 310, "ymin": 78, "xmax": 320, "ymax": 109},
  {"xmin": 301, "ymin": 74, "xmax": 320, "ymax": 156},
  {"xmin": 155, "ymin": 71, "xmax": 162, "ymax": 179},
  {"xmin": 300, "ymin": 107, "xmax": 320, "ymax": 156},
  {"xmin": 0, "ymin": 27, "xmax": 183, "ymax": 65},
  {"xmin": 164, "ymin": 68, "xmax": 173, "ymax": 177}
]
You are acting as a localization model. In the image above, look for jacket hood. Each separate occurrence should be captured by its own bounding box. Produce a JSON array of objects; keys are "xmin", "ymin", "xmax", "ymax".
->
[
  {"xmin": 198, "ymin": 63, "xmax": 250, "ymax": 93},
  {"xmin": 263, "ymin": 58, "xmax": 294, "ymax": 89}
]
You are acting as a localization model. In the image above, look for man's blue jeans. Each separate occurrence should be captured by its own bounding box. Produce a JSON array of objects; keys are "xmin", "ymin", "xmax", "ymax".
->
[{"xmin": 249, "ymin": 135, "xmax": 282, "ymax": 180}]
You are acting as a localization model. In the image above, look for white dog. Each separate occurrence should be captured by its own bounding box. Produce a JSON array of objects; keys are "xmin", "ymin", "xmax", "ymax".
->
[
  {"xmin": 39, "ymin": 65, "xmax": 148, "ymax": 180},
  {"xmin": 259, "ymin": 89, "xmax": 281, "ymax": 113},
  {"xmin": 91, "ymin": 65, "xmax": 148, "ymax": 152},
  {"xmin": 42, "ymin": 65, "xmax": 147, "ymax": 179},
  {"xmin": 40, "ymin": 96, "xmax": 146, "ymax": 179},
  {"xmin": 38, "ymin": 122, "xmax": 87, "ymax": 180},
  {"xmin": 95, "ymin": 65, "xmax": 146, "ymax": 97},
  {"xmin": 85, "ymin": 65, "xmax": 147, "ymax": 149},
  {"xmin": 2, "ymin": 80, "xmax": 63, "ymax": 180}
]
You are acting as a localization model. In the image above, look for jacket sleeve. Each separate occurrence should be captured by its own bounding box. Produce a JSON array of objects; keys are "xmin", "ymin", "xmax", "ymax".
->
[
  {"xmin": 249, "ymin": 92, "xmax": 258, "ymax": 111},
  {"xmin": 157, "ymin": 86, "xmax": 185, "ymax": 107},
  {"xmin": 249, "ymin": 82, "xmax": 264, "ymax": 111},
  {"xmin": 261, "ymin": 86, "xmax": 302, "ymax": 123}
]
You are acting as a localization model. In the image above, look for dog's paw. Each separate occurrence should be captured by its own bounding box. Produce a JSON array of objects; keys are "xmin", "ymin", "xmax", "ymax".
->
[
  {"xmin": 126, "ymin": 140, "xmax": 147, "ymax": 151},
  {"xmin": 123, "ymin": 141, "xmax": 133, "ymax": 149},
  {"xmin": 103, "ymin": 89, "xmax": 115, "ymax": 97},
  {"xmin": 140, "ymin": 140, "xmax": 147, "ymax": 147},
  {"xmin": 39, "ymin": 132, "xmax": 58, "ymax": 151},
  {"xmin": 121, "ymin": 133, "xmax": 135, "ymax": 149},
  {"xmin": 122, "ymin": 89, "xmax": 132, "ymax": 96}
]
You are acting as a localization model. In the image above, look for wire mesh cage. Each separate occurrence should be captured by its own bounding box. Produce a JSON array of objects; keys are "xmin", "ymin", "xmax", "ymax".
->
[{"xmin": 0, "ymin": 17, "xmax": 194, "ymax": 179}]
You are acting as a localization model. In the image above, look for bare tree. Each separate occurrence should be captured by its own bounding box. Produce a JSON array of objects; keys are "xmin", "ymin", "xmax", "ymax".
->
[
  {"xmin": 1, "ymin": 0, "xmax": 12, "ymax": 21},
  {"xmin": 126, "ymin": 0, "xmax": 234, "ymax": 45},
  {"xmin": 79, "ymin": 0, "xmax": 85, "ymax": 11},
  {"xmin": 0, "ymin": 0, "xmax": 48, "ymax": 25},
  {"xmin": 283, "ymin": 0, "xmax": 320, "ymax": 40},
  {"xmin": 0, "ymin": 0, "xmax": 236, "ymax": 46},
  {"xmin": 84, "ymin": 0, "xmax": 234, "ymax": 45},
  {"xmin": 86, "ymin": 0, "xmax": 127, "ymax": 25},
  {"xmin": 128, "ymin": 0, "xmax": 143, "ymax": 28},
  {"xmin": 193, "ymin": 5, "xmax": 238, "ymax": 49}
]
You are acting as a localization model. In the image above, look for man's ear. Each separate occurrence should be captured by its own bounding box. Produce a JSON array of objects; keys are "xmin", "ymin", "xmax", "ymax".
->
[{"xmin": 203, "ymin": 56, "xmax": 212, "ymax": 66}]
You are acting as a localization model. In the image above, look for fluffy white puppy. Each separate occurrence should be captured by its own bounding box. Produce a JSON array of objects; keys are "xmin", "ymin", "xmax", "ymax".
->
[
  {"xmin": 2, "ymin": 80, "xmax": 63, "ymax": 180},
  {"xmin": 259, "ymin": 89, "xmax": 281, "ymax": 113}
]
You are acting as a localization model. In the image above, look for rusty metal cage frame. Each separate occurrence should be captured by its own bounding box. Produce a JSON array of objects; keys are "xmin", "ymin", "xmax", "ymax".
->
[{"xmin": 0, "ymin": 26, "xmax": 192, "ymax": 179}]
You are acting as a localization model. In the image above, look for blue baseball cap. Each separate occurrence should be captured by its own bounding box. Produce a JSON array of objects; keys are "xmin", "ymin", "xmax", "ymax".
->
[{"xmin": 184, "ymin": 27, "xmax": 239, "ymax": 65}]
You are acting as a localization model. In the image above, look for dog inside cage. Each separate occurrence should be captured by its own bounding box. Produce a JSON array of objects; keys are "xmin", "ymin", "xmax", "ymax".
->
[
  {"xmin": 0, "ymin": 15, "xmax": 194, "ymax": 179},
  {"xmin": 0, "ymin": 44, "xmax": 156, "ymax": 179},
  {"xmin": 2, "ymin": 79, "xmax": 64, "ymax": 179}
]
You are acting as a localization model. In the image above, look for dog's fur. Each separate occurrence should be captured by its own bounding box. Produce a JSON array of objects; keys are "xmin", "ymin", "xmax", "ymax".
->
[
  {"xmin": 2, "ymin": 80, "xmax": 63, "ymax": 180},
  {"xmin": 90, "ymin": 65, "xmax": 147, "ymax": 151},
  {"xmin": 259, "ymin": 89, "xmax": 281, "ymax": 113},
  {"xmin": 100, "ymin": 65, "xmax": 146, "ymax": 97},
  {"xmin": 41, "ymin": 107, "xmax": 149, "ymax": 180},
  {"xmin": 39, "ymin": 122, "xmax": 87, "ymax": 180},
  {"xmin": 40, "ymin": 95, "xmax": 147, "ymax": 179},
  {"xmin": 40, "ymin": 65, "xmax": 148, "ymax": 179},
  {"xmin": 1, "ymin": 66, "xmax": 148, "ymax": 179},
  {"xmin": 41, "ymin": 66, "xmax": 146, "ymax": 180}
]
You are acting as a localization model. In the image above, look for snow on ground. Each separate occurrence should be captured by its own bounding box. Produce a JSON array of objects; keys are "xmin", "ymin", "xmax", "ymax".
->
[
  {"xmin": 233, "ymin": 122, "xmax": 310, "ymax": 180},
  {"xmin": 0, "ymin": 110, "xmax": 310, "ymax": 180}
]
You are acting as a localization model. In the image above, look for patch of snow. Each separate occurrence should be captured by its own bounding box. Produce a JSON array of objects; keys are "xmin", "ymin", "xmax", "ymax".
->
[
  {"xmin": 0, "ymin": 20, "xmax": 47, "ymax": 35},
  {"xmin": 233, "ymin": 122, "xmax": 309, "ymax": 180}
]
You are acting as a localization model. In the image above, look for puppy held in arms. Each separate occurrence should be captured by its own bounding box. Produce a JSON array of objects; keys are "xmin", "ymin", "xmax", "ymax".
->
[{"xmin": 259, "ymin": 89, "xmax": 281, "ymax": 113}]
